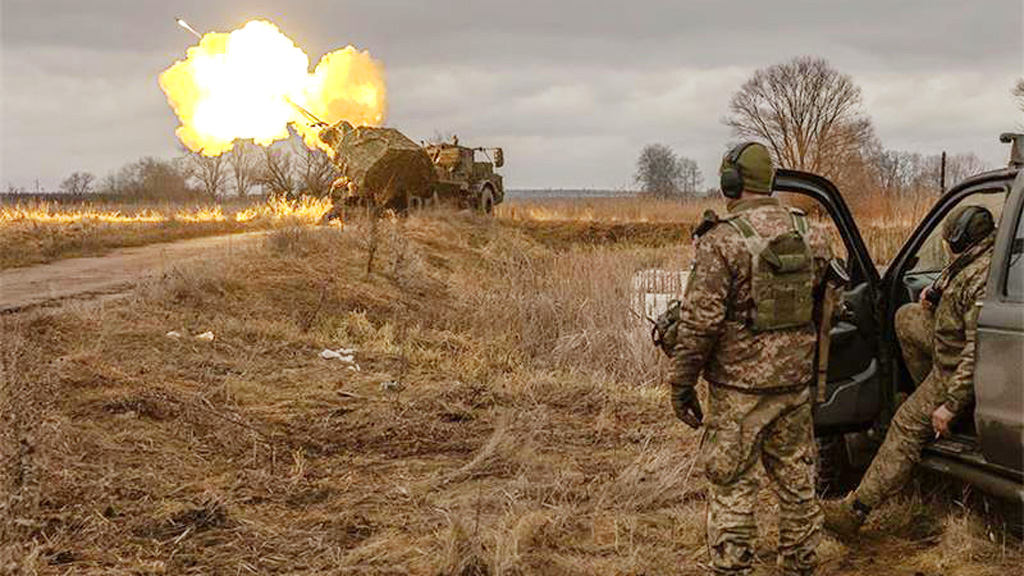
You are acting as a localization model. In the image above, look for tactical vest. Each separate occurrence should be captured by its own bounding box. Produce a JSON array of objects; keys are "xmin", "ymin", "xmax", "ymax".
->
[{"xmin": 725, "ymin": 210, "xmax": 815, "ymax": 332}]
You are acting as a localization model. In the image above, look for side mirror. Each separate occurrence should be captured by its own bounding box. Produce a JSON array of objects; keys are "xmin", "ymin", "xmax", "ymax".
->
[
  {"xmin": 1000, "ymin": 133, "xmax": 1024, "ymax": 168},
  {"xmin": 493, "ymin": 148, "xmax": 504, "ymax": 168}
]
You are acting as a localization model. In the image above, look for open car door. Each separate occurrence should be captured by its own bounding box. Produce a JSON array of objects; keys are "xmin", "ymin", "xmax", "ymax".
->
[{"xmin": 773, "ymin": 170, "xmax": 886, "ymax": 435}]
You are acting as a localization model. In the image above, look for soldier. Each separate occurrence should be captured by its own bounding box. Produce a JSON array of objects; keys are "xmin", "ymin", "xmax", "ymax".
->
[
  {"xmin": 670, "ymin": 142, "xmax": 834, "ymax": 575},
  {"xmin": 822, "ymin": 205, "xmax": 996, "ymax": 537}
]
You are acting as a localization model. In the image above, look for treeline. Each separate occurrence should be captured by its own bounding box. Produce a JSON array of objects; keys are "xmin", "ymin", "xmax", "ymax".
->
[
  {"xmin": 637, "ymin": 56, "xmax": 1020, "ymax": 200},
  {"xmin": 48, "ymin": 136, "xmax": 338, "ymax": 202}
]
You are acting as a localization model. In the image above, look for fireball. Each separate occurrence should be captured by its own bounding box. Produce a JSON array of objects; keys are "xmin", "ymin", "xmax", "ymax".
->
[{"xmin": 159, "ymin": 20, "xmax": 387, "ymax": 156}]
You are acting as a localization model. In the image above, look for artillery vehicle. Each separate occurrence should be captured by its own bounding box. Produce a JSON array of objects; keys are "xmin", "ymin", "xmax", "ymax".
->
[{"xmin": 316, "ymin": 120, "xmax": 504, "ymax": 220}]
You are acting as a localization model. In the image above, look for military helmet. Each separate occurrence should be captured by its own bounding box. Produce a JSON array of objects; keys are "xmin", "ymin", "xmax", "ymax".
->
[
  {"xmin": 720, "ymin": 142, "xmax": 774, "ymax": 197},
  {"xmin": 943, "ymin": 205, "xmax": 995, "ymax": 253}
]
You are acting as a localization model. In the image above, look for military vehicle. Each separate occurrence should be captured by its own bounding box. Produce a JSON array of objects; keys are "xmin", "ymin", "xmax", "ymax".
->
[
  {"xmin": 316, "ymin": 120, "xmax": 504, "ymax": 220},
  {"xmin": 423, "ymin": 138, "xmax": 505, "ymax": 213},
  {"xmin": 777, "ymin": 133, "xmax": 1023, "ymax": 502}
]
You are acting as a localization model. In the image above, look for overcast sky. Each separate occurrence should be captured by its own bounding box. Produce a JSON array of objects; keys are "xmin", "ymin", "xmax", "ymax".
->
[{"xmin": 1, "ymin": 0, "xmax": 1021, "ymax": 191}]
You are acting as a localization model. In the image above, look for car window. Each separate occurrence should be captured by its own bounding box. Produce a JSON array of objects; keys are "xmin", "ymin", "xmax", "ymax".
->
[
  {"xmin": 1005, "ymin": 204, "xmax": 1024, "ymax": 301},
  {"xmin": 909, "ymin": 189, "xmax": 1008, "ymax": 274}
]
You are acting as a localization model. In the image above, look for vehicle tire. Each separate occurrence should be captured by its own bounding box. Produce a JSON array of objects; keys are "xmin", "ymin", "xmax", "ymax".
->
[
  {"xmin": 410, "ymin": 197, "xmax": 424, "ymax": 212},
  {"xmin": 398, "ymin": 189, "xmax": 417, "ymax": 216},
  {"xmin": 479, "ymin": 186, "xmax": 495, "ymax": 215},
  {"xmin": 816, "ymin": 434, "xmax": 858, "ymax": 497}
]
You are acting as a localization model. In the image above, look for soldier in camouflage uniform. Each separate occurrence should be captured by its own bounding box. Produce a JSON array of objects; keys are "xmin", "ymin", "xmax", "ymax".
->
[
  {"xmin": 822, "ymin": 205, "xmax": 996, "ymax": 537},
  {"xmin": 670, "ymin": 142, "xmax": 834, "ymax": 575}
]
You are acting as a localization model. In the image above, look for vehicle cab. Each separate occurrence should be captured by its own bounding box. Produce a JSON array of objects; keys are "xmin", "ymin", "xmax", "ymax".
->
[{"xmin": 774, "ymin": 134, "xmax": 1024, "ymax": 501}]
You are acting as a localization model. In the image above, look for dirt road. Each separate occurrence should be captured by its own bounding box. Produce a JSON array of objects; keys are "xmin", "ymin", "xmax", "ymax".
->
[{"xmin": 0, "ymin": 231, "xmax": 266, "ymax": 312}]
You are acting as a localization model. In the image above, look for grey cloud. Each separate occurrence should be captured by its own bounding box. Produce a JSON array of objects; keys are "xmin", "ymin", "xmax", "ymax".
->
[{"xmin": 1, "ymin": 0, "xmax": 1021, "ymax": 189}]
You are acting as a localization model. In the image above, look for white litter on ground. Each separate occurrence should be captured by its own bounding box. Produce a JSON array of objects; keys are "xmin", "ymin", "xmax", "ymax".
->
[
  {"xmin": 320, "ymin": 348, "xmax": 361, "ymax": 371},
  {"xmin": 195, "ymin": 331, "xmax": 215, "ymax": 341},
  {"xmin": 166, "ymin": 331, "xmax": 183, "ymax": 339}
]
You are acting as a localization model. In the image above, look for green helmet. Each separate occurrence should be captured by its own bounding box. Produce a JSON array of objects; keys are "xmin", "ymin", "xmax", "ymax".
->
[
  {"xmin": 943, "ymin": 205, "xmax": 995, "ymax": 253},
  {"xmin": 720, "ymin": 142, "xmax": 774, "ymax": 195}
]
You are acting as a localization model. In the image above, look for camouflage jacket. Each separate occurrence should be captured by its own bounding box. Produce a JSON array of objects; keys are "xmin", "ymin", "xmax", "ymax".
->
[
  {"xmin": 932, "ymin": 236, "xmax": 994, "ymax": 414},
  {"xmin": 671, "ymin": 197, "xmax": 833, "ymax": 392}
]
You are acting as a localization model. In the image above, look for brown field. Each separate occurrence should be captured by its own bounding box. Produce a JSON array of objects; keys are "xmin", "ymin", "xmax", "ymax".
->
[
  {"xmin": 1, "ymin": 210, "xmax": 1019, "ymax": 575},
  {"xmin": 0, "ymin": 197, "xmax": 333, "ymax": 270},
  {"xmin": 498, "ymin": 193, "xmax": 936, "ymax": 264},
  {"xmin": 1, "ymin": 191, "xmax": 935, "ymax": 271}
]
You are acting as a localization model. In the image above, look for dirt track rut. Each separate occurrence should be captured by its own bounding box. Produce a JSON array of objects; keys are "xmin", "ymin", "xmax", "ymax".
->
[{"xmin": 0, "ymin": 231, "xmax": 266, "ymax": 312}]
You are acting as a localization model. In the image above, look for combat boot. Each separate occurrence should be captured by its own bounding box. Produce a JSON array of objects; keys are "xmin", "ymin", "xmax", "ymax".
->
[{"xmin": 821, "ymin": 494, "xmax": 868, "ymax": 539}]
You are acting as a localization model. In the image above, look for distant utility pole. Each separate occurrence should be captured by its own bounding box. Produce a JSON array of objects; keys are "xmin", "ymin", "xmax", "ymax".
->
[{"xmin": 939, "ymin": 151, "xmax": 947, "ymax": 194}]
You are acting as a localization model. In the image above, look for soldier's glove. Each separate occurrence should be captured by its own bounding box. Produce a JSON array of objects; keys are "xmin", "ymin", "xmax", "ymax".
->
[{"xmin": 671, "ymin": 385, "xmax": 703, "ymax": 429}]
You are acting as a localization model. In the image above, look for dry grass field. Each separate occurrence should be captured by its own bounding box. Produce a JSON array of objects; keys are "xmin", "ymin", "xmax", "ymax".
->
[
  {"xmin": 0, "ymin": 197, "xmax": 333, "ymax": 270},
  {"xmin": 497, "ymin": 193, "xmax": 935, "ymax": 264},
  {"xmin": 1, "ymin": 209, "xmax": 1019, "ymax": 575}
]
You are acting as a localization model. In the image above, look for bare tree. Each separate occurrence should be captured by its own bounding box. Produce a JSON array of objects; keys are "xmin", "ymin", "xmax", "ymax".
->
[
  {"xmin": 100, "ymin": 157, "xmax": 194, "ymax": 200},
  {"xmin": 678, "ymin": 157, "xmax": 704, "ymax": 196},
  {"xmin": 635, "ymin": 144, "xmax": 683, "ymax": 198},
  {"xmin": 927, "ymin": 152, "xmax": 989, "ymax": 190},
  {"xmin": 228, "ymin": 140, "xmax": 260, "ymax": 198},
  {"xmin": 293, "ymin": 140, "xmax": 339, "ymax": 198},
  {"xmin": 1014, "ymin": 79, "xmax": 1024, "ymax": 113},
  {"xmin": 946, "ymin": 153, "xmax": 989, "ymax": 184},
  {"xmin": 873, "ymin": 150, "xmax": 924, "ymax": 196},
  {"xmin": 186, "ymin": 152, "xmax": 230, "ymax": 199},
  {"xmin": 59, "ymin": 171, "xmax": 96, "ymax": 195},
  {"xmin": 725, "ymin": 56, "xmax": 874, "ymax": 180},
  {"xmin": 257, "ymin": 143, "xmax": 296, "ymax": 198},
  {"xmin": 872, "ymin": 149, "xmax": 988, "ymax": 196}
]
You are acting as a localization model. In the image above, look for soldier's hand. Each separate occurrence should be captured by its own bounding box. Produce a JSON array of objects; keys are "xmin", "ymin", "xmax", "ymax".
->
[
  {"xmin": 671, "ymin": 385, "xmax": 703, "ymax": 429},
  {"xmin": 931, "ymin": 404, "xmax": 955, "ymax": 439},
  {"xmin": 919, "ymin": 286, "xmax": 935, "ymax": 310}
]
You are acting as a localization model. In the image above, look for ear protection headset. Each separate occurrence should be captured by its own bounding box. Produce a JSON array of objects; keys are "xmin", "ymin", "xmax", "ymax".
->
[
  {"xmin": 720, "ymin": 142, "xmax": 756, "ymax": 199},
  {"xmin": 946, "ymin": 205, "xmax": 994, "ymax": 254}
]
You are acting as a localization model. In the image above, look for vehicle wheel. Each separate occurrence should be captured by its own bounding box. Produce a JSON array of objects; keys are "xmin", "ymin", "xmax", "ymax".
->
[
  {"xmin": 479, "ymin": 186, "xmax": 495, "ymax": 215},
  {"xmin": 816, "ymin": 434, "xmax": 859, "ymax": 497},
  {"xmin": 398, "ymin": 189, "xmax": 417, "ymax": 216}
]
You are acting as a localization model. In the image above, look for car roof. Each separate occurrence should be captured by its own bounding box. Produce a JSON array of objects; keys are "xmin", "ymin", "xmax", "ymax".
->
[{"xmin": 953, "ymin": 167, "xmax": 1019, "ymax": 191}]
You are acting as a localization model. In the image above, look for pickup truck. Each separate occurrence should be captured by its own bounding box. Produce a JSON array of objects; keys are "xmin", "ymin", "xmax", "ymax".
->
[{"xmin": 778, "ymin": 134, "xmax": 1024, "ymax": 502}]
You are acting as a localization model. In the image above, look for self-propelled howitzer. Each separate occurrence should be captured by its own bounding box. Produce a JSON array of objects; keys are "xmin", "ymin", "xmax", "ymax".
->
[{"xmin": 315, "ymin": 120, "xmax": 505, "ymax": 221}]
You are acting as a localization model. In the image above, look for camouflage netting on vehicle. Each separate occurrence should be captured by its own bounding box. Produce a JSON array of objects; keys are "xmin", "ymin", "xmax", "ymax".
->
[{"xmin": 319, "ymin": 121, "xmax": 437, "ymax": 207}]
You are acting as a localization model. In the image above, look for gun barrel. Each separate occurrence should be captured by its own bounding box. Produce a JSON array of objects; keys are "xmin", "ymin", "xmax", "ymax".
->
[{"xmin": 285, "ymin": 97, "xmax": 327, "ymax": 128}]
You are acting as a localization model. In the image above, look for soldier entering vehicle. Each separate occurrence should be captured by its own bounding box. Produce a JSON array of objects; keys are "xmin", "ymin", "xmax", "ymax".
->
[
  {"xmin": 822, "ymin": 205, "xmax": 996, "ymax": 537},
  {"xmin": 668, "ymin": 142, "xmax": 835, "ymax": 575}
]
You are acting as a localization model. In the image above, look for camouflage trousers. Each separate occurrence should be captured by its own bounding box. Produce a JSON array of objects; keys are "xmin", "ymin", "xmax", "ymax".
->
[
  {"xmin": 703, "ymin": 385, "xmax": 821, "ymax": 575},
  {"xmin": 894, "ymin": 302, "xmax": 934, "ymax": 385},
  {"xmin": 854, "ymin": 302, "xmax": 941, "ymax": 509}
]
